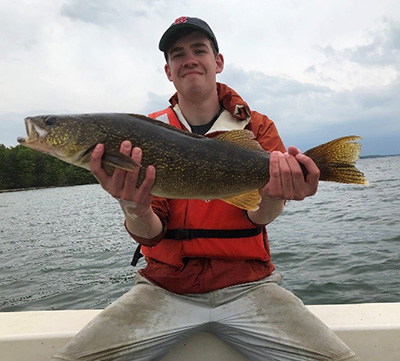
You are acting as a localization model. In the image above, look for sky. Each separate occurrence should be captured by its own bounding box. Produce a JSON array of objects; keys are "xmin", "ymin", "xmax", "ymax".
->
[{"xmin": 1, "ymin": 0, "xmax": 399, "ymax": 155}]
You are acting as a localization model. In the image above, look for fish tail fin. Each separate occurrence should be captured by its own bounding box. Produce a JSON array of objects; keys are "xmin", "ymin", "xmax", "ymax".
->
[{"xmin": 304, "ymin": 136, "xmax": 368, "ymax": 185}]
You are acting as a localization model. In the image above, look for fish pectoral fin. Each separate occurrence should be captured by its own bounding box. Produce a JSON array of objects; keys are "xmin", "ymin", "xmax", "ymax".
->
[
  {"xmin": 215, "ymin": 130, "xmax": 263, "ymax": 151},
  {"xmin": 222, "ymin": 189, "xmax": 261, "ymax": 211},
  {"xmin": 102, "ymin": 150, "xmax": 141, "ymax": 173}
]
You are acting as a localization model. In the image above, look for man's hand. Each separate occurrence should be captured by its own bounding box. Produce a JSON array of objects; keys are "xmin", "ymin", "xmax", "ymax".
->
[
  {"xmin": 248, "ymin": 146, "xmax": 320, "ymax": 225},
  {"xmin": 90, "ymin": 140, "xmax": 155, "ymax": 212},
  {"xmin": 90, "ymin": 141, "xmax": 163, "ymax": 241},
  {"xmin": 261, "ymin": 146, "xmax": 320, "ymax": 201}
]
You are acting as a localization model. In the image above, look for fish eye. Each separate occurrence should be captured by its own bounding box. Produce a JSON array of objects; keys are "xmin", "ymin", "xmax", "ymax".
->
[{"xmin": 45, "ymin": 116, "xmax": 56, "ymax": 126}]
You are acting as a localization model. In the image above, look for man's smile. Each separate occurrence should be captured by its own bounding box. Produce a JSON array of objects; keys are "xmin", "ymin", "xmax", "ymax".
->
[{"xmin": 181, "ymin": 70, "xmax": 203, "ymax": 77}]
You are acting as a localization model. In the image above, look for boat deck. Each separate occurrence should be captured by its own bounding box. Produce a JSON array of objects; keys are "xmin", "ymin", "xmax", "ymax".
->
[{"xmin": 1, "ymin": 303, "xmax": 399, "ymax": 361}]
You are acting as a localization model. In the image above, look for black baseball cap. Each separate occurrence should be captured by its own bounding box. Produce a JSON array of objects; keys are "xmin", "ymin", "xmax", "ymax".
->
[{"xmin": 159, "ymin": 16, "xmax": 219, "ymax": 53}]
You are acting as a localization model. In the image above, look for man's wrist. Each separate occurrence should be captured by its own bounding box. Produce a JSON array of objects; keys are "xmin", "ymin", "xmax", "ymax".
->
[
  {"xmin": 124, "ymin": 218, "xmax": 167, "ymax": 247},
  {"xmin": 247, "ymin": 196, "xmax": 285, "ymax": 225},
  {"xmin": 119, "ymin": 199, "xmax": 152, "ymax": 220}
]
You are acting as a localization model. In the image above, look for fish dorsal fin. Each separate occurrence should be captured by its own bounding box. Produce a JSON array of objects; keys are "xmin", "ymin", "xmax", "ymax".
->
[
  {"xmin": 222, "ymin": 189, "xmax": 261, "ymax": 211},
  {"xmin": 215, "ymin": 130, "xmax": 263, "ymax": 151},
  {"xmin": 102, "ymin": 150, "xmax": 141, "ymax": 175}
]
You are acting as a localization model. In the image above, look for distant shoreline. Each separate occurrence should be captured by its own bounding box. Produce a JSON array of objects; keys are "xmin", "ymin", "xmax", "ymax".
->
[
  {"xmin": 0, "ymin": 183, "xmax": 97, "ymax": 194},
  {"xmin": 361, "ymin": 154, "xmax": 400, "ymax": 159},
  {"xmin": 0, "ymin": 185, "xmax": 62, "ymax": 194}
]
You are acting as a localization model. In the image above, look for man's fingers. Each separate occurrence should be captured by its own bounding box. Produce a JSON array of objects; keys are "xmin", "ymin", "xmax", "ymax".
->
[
  {"xmin": 124, "ymin": 147, "xmax": 142, "ymax": 185},
  {"xmin": 285, "ymin": 153, "xmax": 307, "ymax": 200},
  {"xmin": 263, "ymin": 151, "xmax": 282, "ymax": 198},
  {"xmin": 263, "ymin": 147, "xmax": 320, "ymax": 202},
  {"xmin": 110, "ymin": 141, "xmax": 132, "ymax": 194},
  {"xmin": 279, "ymin": 153, "xmax": 295, "ymax": 200},
  {"xmin": 139, "ymin": 166, "xmax": 156, "ymax": 198},
  {"xmin": 287, "ymin": 145, "xmax": 301, "ymax": 157},
  {"xmin": 131, "ymin": 146, "xmax": 141, "ymax": 159},
  {"xmin": 269, "ymin": 151, "xmax": 280, "ymax": 182},
  {"xmin": 90, "ymin": 144, "xmax": 108, "ymax": 184},
  {"xmin": 295, "ymin": 153, "xmax": 320, "ymax": 195},
  {"xmin": 121, "ymin": 147, "xmax": 146, "ymax": 200}
]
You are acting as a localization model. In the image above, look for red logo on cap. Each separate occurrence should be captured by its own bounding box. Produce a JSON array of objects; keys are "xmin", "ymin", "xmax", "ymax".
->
[{"xmin": 174, "ymin": 16, "xmax": 187, "ymax": 25}]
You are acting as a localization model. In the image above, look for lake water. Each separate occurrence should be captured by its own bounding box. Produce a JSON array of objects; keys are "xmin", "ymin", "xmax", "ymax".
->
[{"xmin": 1, "ymin": 156, "xmax": 399, "ymax": 311}]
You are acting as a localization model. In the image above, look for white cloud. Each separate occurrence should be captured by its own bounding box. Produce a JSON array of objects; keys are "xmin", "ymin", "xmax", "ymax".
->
[{"xmin": 301, "ymin": 18, "xmax": 400, "ymax": 91}]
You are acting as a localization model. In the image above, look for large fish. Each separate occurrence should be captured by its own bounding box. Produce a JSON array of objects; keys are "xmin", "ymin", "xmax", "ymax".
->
[{"xmin": 17, "ymin": 113, "xmax": 367, "ymax": 210}]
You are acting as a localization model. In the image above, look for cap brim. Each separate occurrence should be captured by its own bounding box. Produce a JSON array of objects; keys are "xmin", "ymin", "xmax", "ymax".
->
[{"xmin": 159, "ymin": 24, "xmax": 210, "ymax": 52}]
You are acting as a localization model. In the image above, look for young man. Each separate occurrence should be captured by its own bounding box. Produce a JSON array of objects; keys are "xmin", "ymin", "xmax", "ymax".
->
[{"xmin": 53, "ymin": 17, "xmax": 358, "ymax": 361}]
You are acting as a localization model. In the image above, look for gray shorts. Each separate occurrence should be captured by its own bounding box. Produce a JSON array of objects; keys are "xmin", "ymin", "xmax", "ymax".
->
[{"xmin": 52, "ymin": 273, "xmax": 357, "ymax": 361}]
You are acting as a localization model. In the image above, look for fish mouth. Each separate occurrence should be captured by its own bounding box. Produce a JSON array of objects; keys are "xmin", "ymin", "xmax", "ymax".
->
[{"xmin": 17, "ymin": 117, "xmax": 47, "ymax": 143}]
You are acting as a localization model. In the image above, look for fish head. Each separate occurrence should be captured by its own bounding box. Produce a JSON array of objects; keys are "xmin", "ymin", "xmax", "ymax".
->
[{"xmin": 17, "ymin": 114, "xmax": 106, "ymax": 167}]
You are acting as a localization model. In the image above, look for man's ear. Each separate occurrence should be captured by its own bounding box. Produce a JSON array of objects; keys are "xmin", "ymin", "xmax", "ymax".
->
[
  {"xmin": 216, "ymin": 53, "xmax": 224, "ymax": 74},
  {"xmin": 164, "ymin": 64, "xmax": 173, "ymax": 81}
]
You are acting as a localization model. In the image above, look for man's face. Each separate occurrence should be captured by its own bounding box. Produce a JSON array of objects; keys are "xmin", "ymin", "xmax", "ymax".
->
[{"xmin": 164, "ymin": 31, "xmax": 224, "ymax": 98}]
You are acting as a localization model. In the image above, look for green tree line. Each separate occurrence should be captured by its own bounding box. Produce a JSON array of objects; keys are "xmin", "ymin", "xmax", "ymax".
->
[{"xmin": 0, "ymin": 144, "xmax": 97, "ymax": 191}]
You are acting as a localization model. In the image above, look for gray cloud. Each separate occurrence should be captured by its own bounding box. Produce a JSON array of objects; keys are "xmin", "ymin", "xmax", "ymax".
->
[
  {"xmin": 60, "ymin": 0, "xmax": 120, "ymax": 25},
  {"xmin": 321, "ymin": 18, "xmax": 400, "ymax": 70},
  {"xmin": 140, "ymin": 92, "xmax": 172, "ymax": 115},
  {"xmin": 218, "ymin": 65, "xmax": 400, "ymax": 155},
  {"xmin": 350, "ymin": 19, "xmax": 400, "ymax": 69},
  {"xmin": 60, "ymin": 0, "xmax": 163, "ymax": 27}
]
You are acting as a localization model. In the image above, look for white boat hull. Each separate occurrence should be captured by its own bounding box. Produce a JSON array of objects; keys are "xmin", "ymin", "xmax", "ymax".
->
[{"xmin": 1, "ymin": 303, "xmax": 399, "ymax": 361}]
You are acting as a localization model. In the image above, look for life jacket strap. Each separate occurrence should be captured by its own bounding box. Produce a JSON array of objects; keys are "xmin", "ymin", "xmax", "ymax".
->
[
  {"xmin": 131, "ymin": 244, "xmax": 143, "ymax": 267},
  {"xmin": 165, "ymin": 227, "xmax": 263, "ymax": 240},
  {"xmin": 131, "ymin": 227, "xmax": 263, "ymax": 266}
]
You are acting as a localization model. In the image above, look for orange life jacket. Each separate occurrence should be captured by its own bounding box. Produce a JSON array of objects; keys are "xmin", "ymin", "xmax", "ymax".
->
[{"xmin": 141, "ymin": 106, "xmax": 271, "ymax": 269}]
